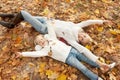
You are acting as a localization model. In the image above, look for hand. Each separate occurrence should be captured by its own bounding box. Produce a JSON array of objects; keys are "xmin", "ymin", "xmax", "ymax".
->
[
  {"xmin": 15, "ymin": 52, "xmax": 22, "ymax": 58},
  {"xmin": 103, "ymin": 20, "xmax": 113, "ymax": 25}
]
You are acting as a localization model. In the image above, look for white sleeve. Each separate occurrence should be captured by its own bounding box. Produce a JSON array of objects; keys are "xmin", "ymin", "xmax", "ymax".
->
[
  {"xmin": 35, "ymin": 45, "xmax": 42, "ymax": 51},
  {"xmin": 67, "ymin": 40, "xmax": 99, "ymax": 62},
  {"xmin": 46, "ymin": 21, "xmax": 57, "ymax": 40},
  {"xmin": 21, "ymin": 50, "xmax": 48, "ymax": 57},
  {"xmin": 76, "ymin": 20, "xmax": 105, "ymax": 28}
]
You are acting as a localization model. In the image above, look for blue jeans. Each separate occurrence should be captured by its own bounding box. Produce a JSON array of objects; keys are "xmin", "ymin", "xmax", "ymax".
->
[
  {"xmin": 65, "ymin": 48, "xmax": 99, "ymax": 80},
  {"xmin": 21, "ymin": 10, "xmax": 48, "ymax": 34}
]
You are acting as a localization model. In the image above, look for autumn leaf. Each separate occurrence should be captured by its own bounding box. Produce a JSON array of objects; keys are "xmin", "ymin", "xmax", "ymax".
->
[
  {"xmin": 39, "ymin": 62, "xmax": 46, "ymax": 73},
  {"xmin": 102, "ymin": 0, "xmax": 111, "ymax": 3},
  {"xmin": 94, "ymin": 9, "xmax": 99, "ymax": 14},
  {"xmin": 42, "ymin": 7, "xmax": 50, "ymax": 16},
  {"xmin": 57, "ymin": 74, "xmax": 67, "ymax": 80},
  {"xmin": 85, "ymin": 45, "xmax": 91, "ymax": 50},
  {"xmin": 99, "ymin": 57, "xmax": 105, "ymax": 63},
  {"xmin": 79, "ymin": 12, "xmax": 90, "ymax": 20},
  {"xmin": 66, "ymin": 0, "xmax": 70, "ymax": 3},
  {"xmin": 109, "ymin": 73, "xmax": 116, "ymax": 80},
  {"xmin": 117, "ymin": 23, "xmax": 120, "ymax": 29},
  {"xmin": 46, "ymin": 70, "xmax": 53, "ymax": 77},
  {"xmin": 97, "ymin": 26, "xmax": 104, "ymax": 32},
  {"xmin": 15, "ymin": 36, "xmax": 22, "ymax": 44},
  {"xmin": 109, "ymin": 29, "xmax": 120, "ymax": 35},
  {"xmin": 11, "ymin": 75, "xmax": 16, "ymax": 80}
]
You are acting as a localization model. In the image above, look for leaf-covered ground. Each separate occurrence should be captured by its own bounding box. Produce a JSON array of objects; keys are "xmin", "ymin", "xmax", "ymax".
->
[{"xmin": 0, "ymin": 0, "xmax": 120, "ymax": 80}]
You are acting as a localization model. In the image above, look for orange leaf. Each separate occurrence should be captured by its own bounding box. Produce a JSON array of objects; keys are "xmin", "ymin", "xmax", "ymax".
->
[
  {"xmin": 66, "ymin": 0, "xmax": 70, "ymax": 3},
  {"xmin": 15, "ymin": 37, "xmax": 22, "ymax": 44}
]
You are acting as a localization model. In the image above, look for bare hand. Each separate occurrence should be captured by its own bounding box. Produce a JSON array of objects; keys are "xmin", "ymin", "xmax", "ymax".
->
[
  {"xmin": 103, "ymin": 20, "xmax": 113, "ymax": 25},
  {"xmin": 15, "ymin": 52, "xmax": 22, "ymax": 58}
]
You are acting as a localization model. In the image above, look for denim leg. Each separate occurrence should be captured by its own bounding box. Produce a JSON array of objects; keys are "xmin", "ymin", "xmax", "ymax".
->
[
  {"xmin": 75, "ymin": 49, "xmax": 99, "ymax": 68},
  {"xmin": 33, "ymin": 16, "xmax": 47, "ymax": 24},
  {"xmin": 20, "ymin": 10, "xmax": 48, "ymax": 34},
  {"xmin": 72, "ymin": 48, "xmax": 99, "ymax": 68},
  {"xmin": 65, "ymin": 53, "xmax": 98, "ymax": 80}
]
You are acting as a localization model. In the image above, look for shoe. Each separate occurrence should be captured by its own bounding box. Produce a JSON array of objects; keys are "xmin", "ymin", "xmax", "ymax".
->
[
  {"xmin": 0, "ymin": 21, "xmax": 15, "ymax": 29},
  {"xmin": 100, "ymin": 62, "xmax": 116, "ymax": 73},
  {"xmin": 0, "ymin": 14, "xmax": 15, "ymax": 18},
  {"xmin": 98, "ymin": 77, "xmax": 103, "ymax": 80},
  {"xmin": 12, "ymin": 12, "xmax": 24, "ymax": 25},
  {"xmin": 108, "ymin": 62, "xmax": 116, "ymax": 70}
]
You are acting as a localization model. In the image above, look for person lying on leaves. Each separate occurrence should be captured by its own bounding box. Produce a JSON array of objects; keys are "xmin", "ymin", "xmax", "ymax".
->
[{"xmin": 0, "ymin": 11, "xmax": 116, "ymax": 76}]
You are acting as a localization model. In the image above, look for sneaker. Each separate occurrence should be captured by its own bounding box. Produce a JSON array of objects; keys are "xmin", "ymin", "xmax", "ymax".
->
[
  {"xmin": 98, "ymin": 77, "xmax": 103, "ymax": 80},
  {"xmin": 108, "ymin": 62, "xmax": 116, "ymax": 69}
]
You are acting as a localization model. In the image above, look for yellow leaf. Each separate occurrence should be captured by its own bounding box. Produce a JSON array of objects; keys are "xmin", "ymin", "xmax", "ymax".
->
[
  {"xmin": 109, "ymin": 29, "xmax": 120, "ymax": 35},
  {"xmin": 85, "ymin": 45, "xmax": 91, "ymax": 50},
  {"xmin": 79, "ymin": 12, "xmax": 89, "ymax": 19},
  {"xmin": 39, "ymin": 62, "xmax": 46, "ymax": 73},
  {"xmin": 2, "ymin": 46, "xmax": 8, "ymax": 51},
  {"xmin": 117, "ymin": 23, "xmax": 120, "ymax": 29},
  {"xmin": 99, "ymin": 57, "xmax": 105, "ymax": 63},
  {"xmin": 94, "ymin": 9, "xmax": 99, "ymax": 14},
  {"xmin": 11, "ymin": 76, "xmax": 16, "ymax": 80},
  {"xmin": 97, "ymin": 27, "xmax": 103, "ymax": 32},
  {"xmin": 57, "ymin": 74, "xmax": 67, "ymax": 80},
  {"xmin": 43, "ymin": 7, "xmax": 50, "ymax": 16},
  {"xmin": 102, "ymin": 0, "xmax": 110, "ymax": 3},
  {"xmin": 28, "ymin": 62, "xmax": 35, "ymax": 67},
  {"xmin": 46, "ymin": 70, "xmax": 53, "ymax": 77}
]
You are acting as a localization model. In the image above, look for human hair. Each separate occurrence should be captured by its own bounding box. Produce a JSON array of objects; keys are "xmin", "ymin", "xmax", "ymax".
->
[
  {"xmin": 34, "ymin": 34, "xmax": 43, "ymax": 45},
  {"xmin": 78, "ymin": 32, "xmax": 93, "ymax": 45}
]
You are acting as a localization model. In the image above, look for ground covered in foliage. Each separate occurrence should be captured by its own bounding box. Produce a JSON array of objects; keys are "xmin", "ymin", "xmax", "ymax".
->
[{"xmin": 0, "ymin": 0, "xmax": 120, "ymax": 80}]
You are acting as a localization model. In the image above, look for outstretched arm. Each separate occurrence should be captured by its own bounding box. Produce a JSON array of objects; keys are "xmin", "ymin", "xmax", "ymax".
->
[
  {"xmin": 46, "ymin": 20, "xmax": 57, "ymax": 40},
  {"xmin": 76, "ymin": 20, "xmax": 109, "ymax": 28},
  {"xmin": 16, "ymin": 47, "xmax": 49, "ymax": 58}
]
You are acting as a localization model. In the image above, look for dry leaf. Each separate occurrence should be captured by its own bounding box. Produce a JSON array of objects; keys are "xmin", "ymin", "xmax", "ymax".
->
[
  {"xmin": 109, "ymin": 29, "xmax": 120, "ymax": 35},
  {"xmin": 46, "ymin": 70, "xmax": 53, "ymax": 77},
  {"xmin": 85, "ymin": 45, "xmax": 91, "ymax": 50},
  {"xmin": 94, "ymin": 9, "xmax": 99, "ymax": 14},
  {"xmin": 109, "ymin": 73, "xmax": 116, "ymax": 80},
  {"xmin": 11, "ymin": 75, "xmax": 16, "ymax": 80},
  {"xmin": 57, "ymin": 74, "xmax": 67, "ymax": 80},
  {"xmin": 97, "ymin": 27, "xmax": 103, "ymax": 32},
  {"xmin": 39, "ymin": 62, "xmax": 46, "ymax": 73}
]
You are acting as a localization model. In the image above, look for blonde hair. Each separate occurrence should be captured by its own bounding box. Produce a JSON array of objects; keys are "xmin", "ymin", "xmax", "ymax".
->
[{"xmin": 34, "ymin": 34, "xmax": 43, "ymax": 45}]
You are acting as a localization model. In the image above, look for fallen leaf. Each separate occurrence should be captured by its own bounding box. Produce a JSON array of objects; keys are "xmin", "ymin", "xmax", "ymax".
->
[
  {"xmin": 97, "ymin": 26, "xmax": 103, "ymax": 32},
  {"xmin": 39, "ymin": 62, "xmax": 46, "ymax": 73},
  {"xmin": 94, "ymin": 9, "xmax": 99, "ymax": 14},
  {"xmin": 109, "ymin": 29, "xmax": 120, "ymax": 35},
  {"xmin": 46, "ymin": 70, "xmax": 53, "ymax": 77},
  {"xmin": 85, "ymin": 45, "xmax": 91, "ymax": 50},
  {"xmin": 109, "ymin": 73, "xmax": 116, "ymax": 80},
  {"xmin": 57, "ymin": 74, "xmax": 67, "ymax": 80},
  {"xmin": 11, "ymin": 75, "xmax": 16, "ymax": 80}
]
